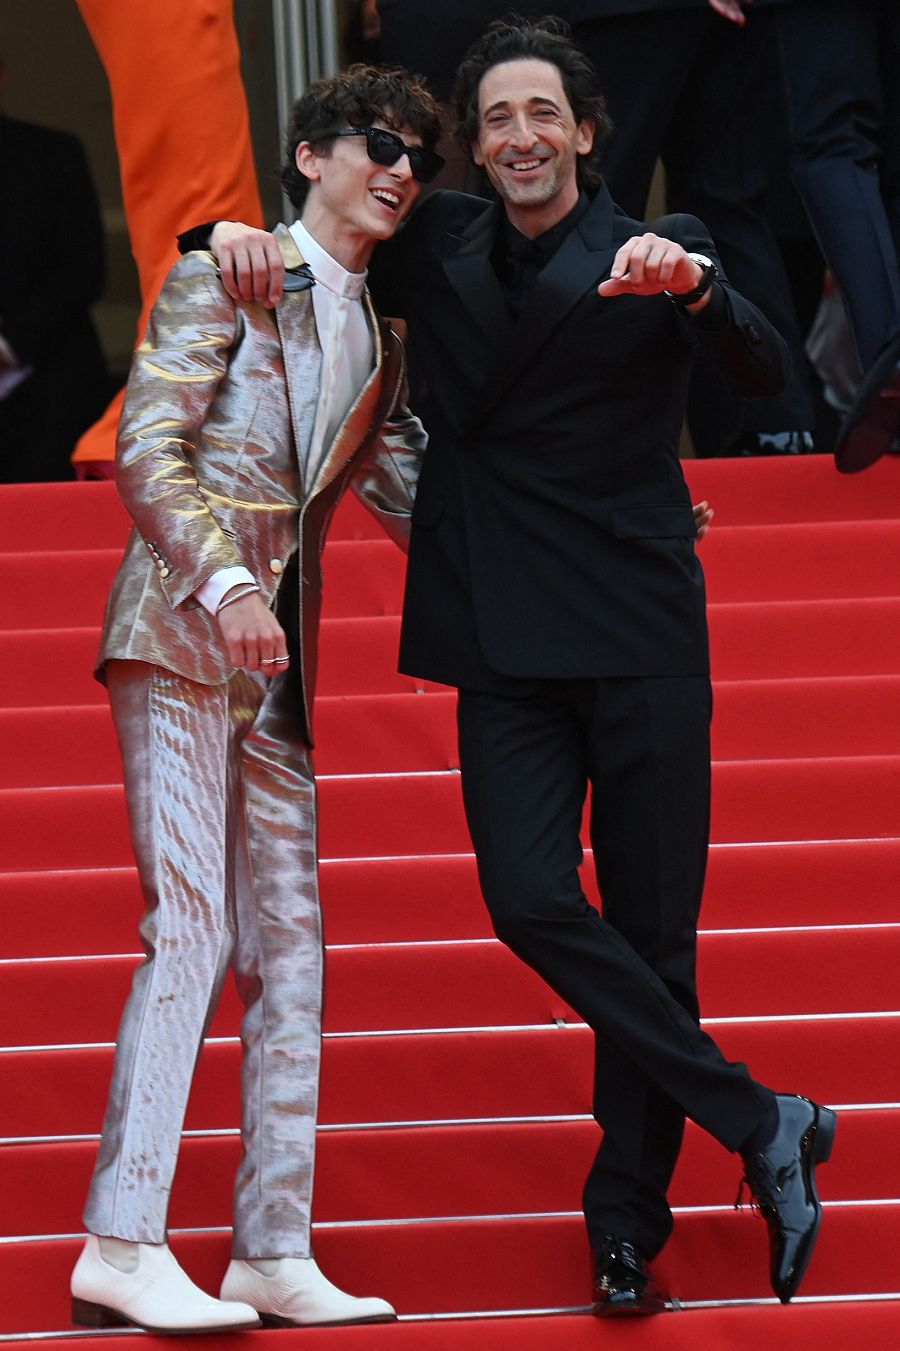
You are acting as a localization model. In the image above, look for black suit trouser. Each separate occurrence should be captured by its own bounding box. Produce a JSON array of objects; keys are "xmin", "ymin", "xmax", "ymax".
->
[
  {"xmin": 774, "ymin": 0, "xmax": 900, "ymax": 374},
  {"xmin": 456, "ymin": 675, "xmax": 773, "ymax": 1258}
]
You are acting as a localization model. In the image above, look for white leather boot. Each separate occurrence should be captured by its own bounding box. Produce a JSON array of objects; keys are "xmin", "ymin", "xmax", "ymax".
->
[
  {"xmin": 220, "ymin": 1256, "xmax": 396, "ymax": 1327},
  {"xmin": 71, "ymin": 1235, "xmax": 261, "ymax": 1333}
]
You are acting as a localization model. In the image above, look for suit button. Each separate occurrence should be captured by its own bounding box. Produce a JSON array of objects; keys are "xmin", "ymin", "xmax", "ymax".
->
[
  {"xmin": 744, "ymin": 321, "xmax": 762, "ymax": 345},
  {"xmin": 269, "ymin": 558, "xmax": 284, "ymax": 575}
]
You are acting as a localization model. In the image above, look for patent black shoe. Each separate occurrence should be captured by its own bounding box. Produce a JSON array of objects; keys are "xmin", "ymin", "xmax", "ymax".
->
[
  {"xmin": 738, "ymin": 1094, "xmax": 837, "ymax": 1303},
  {"xmin": 835, "ymin": 331, "xmax": 900, "ymax": 472},
  {"xmin": 591, "ymin": 1235, "xmax": 666, "ymax": 1317}
]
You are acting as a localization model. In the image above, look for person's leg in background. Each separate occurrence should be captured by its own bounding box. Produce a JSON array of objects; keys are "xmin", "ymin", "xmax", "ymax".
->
[
  {"xmin": 662, "ymin": 9, "xmax": 816, "ymax": 455},
  {"xmin": 776, "ymin": 0, "xmax": 900, "ymax": 375}
]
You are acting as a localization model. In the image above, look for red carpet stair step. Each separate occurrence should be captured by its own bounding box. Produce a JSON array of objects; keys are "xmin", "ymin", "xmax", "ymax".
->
[
  {"xmin": 1, "ymin": 457, "xmax": 899, "ymax": 1347},
  {"xmin": 5, "ymin": 1108, "xmax": 899, "ymax": 1238},
  {"xmin": 2, "ymin": 1206, "xmax": 900, "ymax": 1336},
  {"xmin": 4, "ymin": 593, "xmax": 900, "ymax": 708},
  {"xmin": 2, "ymin": 836, "xmax": 899, "ymax": 958},
  {"xmin": 2, "ymin": 752, "xmax": 899, "ymax": 868},
  {"xmin": 0, "ymin": 1306, "xmax": 897, "ymax": 1351},
  {"xmin": 5, "ymin": 1018, "xmax": 897, "ymax": 1139},
  {"xmin": 2, "ymin": 674, "xmax": 900, "ymax": 787},
  {"xmin": 4, "ymin": 517, "xmax": 900, "ymax": 630},
  {"xmin": 6, "ymin": 924, "xmax": 900, "ymax": 1045}
]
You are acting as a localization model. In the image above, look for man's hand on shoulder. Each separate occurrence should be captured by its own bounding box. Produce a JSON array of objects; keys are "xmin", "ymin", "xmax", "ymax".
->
[
  {"xmin": 211, "ymin": 222, "xmax": 285, "ymax": 309},
  {"xmin": 598, "ymin": 235, "xmax": 713, "ymax": 313}
]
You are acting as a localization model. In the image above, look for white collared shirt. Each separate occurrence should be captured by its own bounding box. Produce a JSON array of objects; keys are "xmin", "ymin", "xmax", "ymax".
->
[
  {"xmin": 196, "ymin": 219, "xmax": 375, "ymax": 615},
  {"xmin": 289, "ymin": 218, "xmax": 374, "ymax": 484}
]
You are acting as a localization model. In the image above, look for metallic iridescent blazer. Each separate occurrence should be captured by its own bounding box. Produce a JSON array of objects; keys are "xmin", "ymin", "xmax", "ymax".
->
[{"xmin": 99, "ymin": 225, "xmax": 425, "ymax": 742}]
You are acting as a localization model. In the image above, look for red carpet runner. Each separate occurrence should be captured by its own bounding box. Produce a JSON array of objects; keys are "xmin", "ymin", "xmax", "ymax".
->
[{"xmin": 1, "ymin": 455, "xmax": 899, "ymax": 1347}]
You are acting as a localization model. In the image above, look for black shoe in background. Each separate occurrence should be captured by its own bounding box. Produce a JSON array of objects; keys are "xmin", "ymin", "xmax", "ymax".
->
[{"xmin": 835, "ymin": 331, "xmax": 900, "ymax": 472}]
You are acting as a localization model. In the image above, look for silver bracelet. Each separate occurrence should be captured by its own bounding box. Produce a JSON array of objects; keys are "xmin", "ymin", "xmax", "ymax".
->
[{"xmin": 216, "ymin": 584, "xmax": 260, "ymax": 614}]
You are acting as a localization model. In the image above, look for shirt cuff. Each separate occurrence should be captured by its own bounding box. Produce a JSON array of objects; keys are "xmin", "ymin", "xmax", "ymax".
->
[{"xmin": 195, "ymin": 566, "xmax": 257, "ymax": 615}]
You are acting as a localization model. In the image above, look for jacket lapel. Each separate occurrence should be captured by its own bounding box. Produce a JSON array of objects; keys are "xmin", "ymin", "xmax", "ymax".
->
[
  {"xmin": 272, "ymin": 225, "xmax": 322, "ymax": 484},
  {"xmin": 441, "ymin": 200, "xmax": 514, "ymax": 347},
  {"xmin": 274, "ymin": 222, "xmax": 389, "ymax": 502}
]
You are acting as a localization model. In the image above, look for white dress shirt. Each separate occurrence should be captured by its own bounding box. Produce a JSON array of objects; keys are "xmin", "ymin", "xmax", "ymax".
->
[{"xmin": 196, "ymin": 219, "xmax": 374, "ymax": 616}]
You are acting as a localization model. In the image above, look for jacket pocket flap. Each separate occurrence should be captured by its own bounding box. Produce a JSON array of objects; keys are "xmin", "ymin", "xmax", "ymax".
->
[{"xmin": 611, "ymin": 504, "xmax": 697, "ymax": 539}]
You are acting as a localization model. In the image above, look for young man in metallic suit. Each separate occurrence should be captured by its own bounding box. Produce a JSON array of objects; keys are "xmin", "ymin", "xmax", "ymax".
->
[{"xmin": 70, "ymin": 65, "xmax": 442, "ymax": 1335}]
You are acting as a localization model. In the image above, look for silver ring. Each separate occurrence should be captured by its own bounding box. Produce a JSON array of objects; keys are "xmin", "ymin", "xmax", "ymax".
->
[{"xmin": 261, "ymin": 656, "xmax": 290, "ymax": 665}]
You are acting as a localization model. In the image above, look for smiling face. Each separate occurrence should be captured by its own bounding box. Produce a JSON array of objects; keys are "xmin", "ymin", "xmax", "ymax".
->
[
  {"xmin": 297, "ymin": 117, "xmax": 422, "ymax": 272},
  {"xmin": 471, "ymin": 58, "xmax": 594, "ymax": 238}
]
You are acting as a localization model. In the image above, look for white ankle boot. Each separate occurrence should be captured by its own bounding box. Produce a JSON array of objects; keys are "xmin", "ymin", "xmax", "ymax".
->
[
  {"xmin": 220, "ymin": 1256, "xmax": 396, "ymax": 1327},
  {"xmin": 71, "ymin": 1235, "xmax": 261, "ymax": 1333}
]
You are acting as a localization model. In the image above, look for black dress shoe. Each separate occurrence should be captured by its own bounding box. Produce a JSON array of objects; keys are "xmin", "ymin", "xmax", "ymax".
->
[
  {"xmin": 835, "ymin": 330, "xmax": 900, "ymax": 472},
  {"xmin": 591, "ymin": 1235, "xmax": 666, "ymax": 1317},
  {"xmin": 739, "ymin": 1093, "xmax": 837, "ymax": 1303}
]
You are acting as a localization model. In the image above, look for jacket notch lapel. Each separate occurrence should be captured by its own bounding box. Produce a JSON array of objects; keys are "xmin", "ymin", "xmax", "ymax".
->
[
  {"xmin": 272, "ymin": 225, "xmax": 322, "ymax": 486},
  {"xmin": 442, "ymin": 202, "xmax": 514, "ymax": 346}
]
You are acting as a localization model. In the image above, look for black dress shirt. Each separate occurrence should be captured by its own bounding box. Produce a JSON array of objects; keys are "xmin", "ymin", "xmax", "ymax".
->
[{"xmin": 493, "ymin": 193, "xmax": 591, "ymax": 318}]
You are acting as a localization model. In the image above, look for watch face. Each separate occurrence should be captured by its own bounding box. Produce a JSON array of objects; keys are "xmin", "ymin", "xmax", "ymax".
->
[{"xmin": 688, "ymin": 253, "xmax": 715, "ymax": 272}]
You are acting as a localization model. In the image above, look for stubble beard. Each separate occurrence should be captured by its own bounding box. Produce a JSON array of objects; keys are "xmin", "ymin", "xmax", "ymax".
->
[{"xmin": 492, "ymin": 159, "xmax": 565, "ymax": 210}]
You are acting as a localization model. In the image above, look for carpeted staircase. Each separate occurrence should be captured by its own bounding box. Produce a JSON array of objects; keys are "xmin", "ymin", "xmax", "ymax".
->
[{"xmin": 1, "ymin": 455, "xmax": 899, "ymax": 1348}]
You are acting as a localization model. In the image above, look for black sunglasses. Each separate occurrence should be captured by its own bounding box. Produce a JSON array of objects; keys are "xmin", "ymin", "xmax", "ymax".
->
[{"xmin": 330, "ymin": 126, "xmax": 445, "ymax": 184}]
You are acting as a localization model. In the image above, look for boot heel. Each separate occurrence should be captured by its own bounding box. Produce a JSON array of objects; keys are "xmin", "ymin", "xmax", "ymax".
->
[
  {"xmin": 813, "ymin": 1106, "xmax": 837, "ymax": 1163},
  {"xmin": 71, "ymin": 1297, "xmax": 125, "ymax": 1328}
]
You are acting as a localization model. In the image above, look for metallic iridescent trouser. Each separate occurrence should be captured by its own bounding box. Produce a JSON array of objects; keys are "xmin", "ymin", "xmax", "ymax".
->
[{"xmin": 83, "ymin": 659, "xmax": 322, "ymax": 1258}]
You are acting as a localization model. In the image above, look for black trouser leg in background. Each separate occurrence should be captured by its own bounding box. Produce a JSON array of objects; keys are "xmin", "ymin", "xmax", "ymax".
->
[{"xmin": 775, "ymin": 0, "xmax": 900, "ymax": 372}]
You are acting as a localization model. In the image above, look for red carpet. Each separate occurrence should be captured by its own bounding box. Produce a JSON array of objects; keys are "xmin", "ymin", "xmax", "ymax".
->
[{"xmin": 1, "ymin": 455, "xmax": 898, "ymax": 1346}]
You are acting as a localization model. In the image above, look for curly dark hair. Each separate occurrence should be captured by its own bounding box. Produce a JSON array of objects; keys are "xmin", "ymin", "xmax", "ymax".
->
[
  {"xmin": 453, "ymin": 14, "xmax": 612, "ymax": 190},
  {"xmin": 281, "ymin": 64, "xmax": 442, "ymax": 210}
]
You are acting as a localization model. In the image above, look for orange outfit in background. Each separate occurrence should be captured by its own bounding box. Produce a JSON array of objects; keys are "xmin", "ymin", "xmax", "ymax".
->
[{"xmin": 73, "ymin": 0, "xmax": 264, "ymax": 472}]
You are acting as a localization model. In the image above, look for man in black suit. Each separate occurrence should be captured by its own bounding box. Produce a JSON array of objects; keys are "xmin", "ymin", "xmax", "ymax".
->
[
  {"xmin": 198, "ymin": 15, "xmax": 835, "ymax": 1315},
  {"xmin": 0, "ymin": 58, "xmax": 110, "ymax": 482}
]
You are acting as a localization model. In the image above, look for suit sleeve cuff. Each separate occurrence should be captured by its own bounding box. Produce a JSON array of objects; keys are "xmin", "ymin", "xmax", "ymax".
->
[
  {"xmin": 177, "ymin": 221, "xmax": 219, "ymax": 255},
  {"xmin": 684, "ymin": 281, "xmax": 729, "ymax": 331}
]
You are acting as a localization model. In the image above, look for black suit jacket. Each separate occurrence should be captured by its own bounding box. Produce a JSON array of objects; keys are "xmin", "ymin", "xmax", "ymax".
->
[
  {"xmin": 0, "ymin": 115, "xmax": 109, "ymax": 480},
  {"xmin": 367, "ymin": 186, "xmax": 789, "ymax": 691}
]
